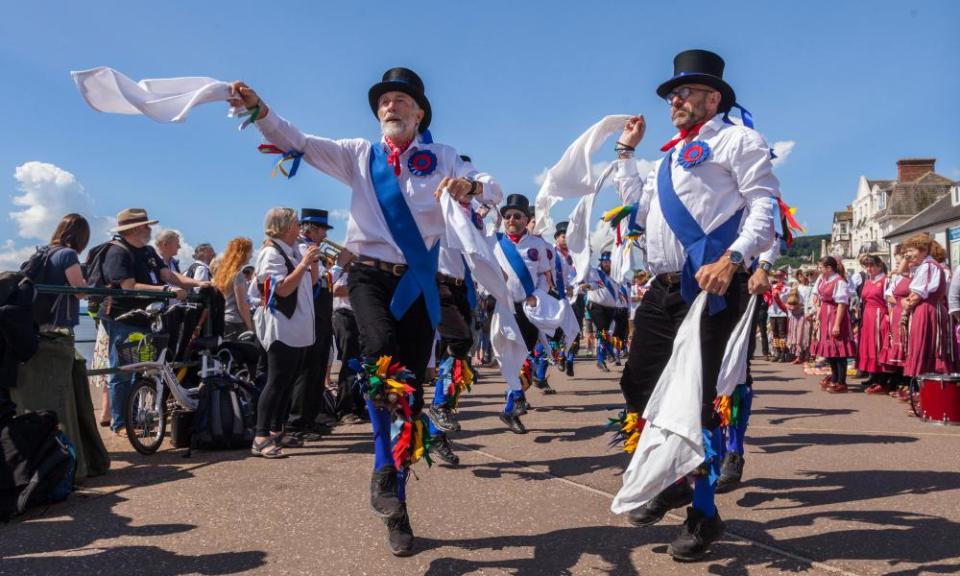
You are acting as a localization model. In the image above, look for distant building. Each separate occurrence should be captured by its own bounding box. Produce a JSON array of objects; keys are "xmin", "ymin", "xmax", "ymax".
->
[
  {"xmin": 886, "ymin": 181, "xmax": 960, "ymax": 270},
  {"xmin": 830, "ymin": 207, "xmax": 852, "ymax": 264},
  {"xmin": 850, "ymin": 159, "xmax": 955, "ymax": 266}
]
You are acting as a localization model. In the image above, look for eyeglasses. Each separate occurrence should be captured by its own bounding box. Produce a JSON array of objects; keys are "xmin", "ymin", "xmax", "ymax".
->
[
  {"xmin": 503, "ymin": 212, "xmax": 527, "ymax": 221},
  {"xmin": 664, "ymin": 86, "xmax": 714, "ymax": 104}
]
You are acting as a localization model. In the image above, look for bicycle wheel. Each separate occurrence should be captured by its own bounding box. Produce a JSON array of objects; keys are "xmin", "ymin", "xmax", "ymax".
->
[{"xmin": 126, "ymin": 378, "xmax": 167, "ymax": 454}]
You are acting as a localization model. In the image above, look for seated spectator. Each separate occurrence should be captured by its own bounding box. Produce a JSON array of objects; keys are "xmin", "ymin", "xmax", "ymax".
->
[
  {"xmin": 10, "ymin": 213, "xmax": 110, "ymax": 480},
  {"xmin": 100, "ymin": 209, "xmax": 208, "ymax": 436},
  {"xmin": 154, "ymin": 229, "xmax": 183, "ymax": 274},
  {"xmin": 187, "ymin": 243, "xmax": 216, "ymax": 281},
  {"xmin": 214, "ymin": 237, "xmax": 255, "ymax": 340}
]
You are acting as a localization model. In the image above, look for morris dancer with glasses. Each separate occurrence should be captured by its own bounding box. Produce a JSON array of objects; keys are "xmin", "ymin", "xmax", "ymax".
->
[
  {"xmin": 610, "ymin": 50, "xmax": 778, "ymax": 561},
  {"xmin": 229, "ymin": 67, "xmax": 502, "ymax": 557}
]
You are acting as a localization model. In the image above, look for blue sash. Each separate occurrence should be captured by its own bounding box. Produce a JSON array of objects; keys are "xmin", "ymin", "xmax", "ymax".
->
[
  {"xmin": 657, "ymin": 150, "xmax": 744, "ymax": 315},
  {"xmin": 369, "ymin": 143, "xmax": 441, "ymax": 328},
  {"xmin": 461, "ymin": 255, "xmax": 477, "ymax": 310},
  {"xmin": 597, "ymin": 268, "xmax": 616, "ymax": 298},
  {"xmin": 497, "ymin": 233, "xmax": 535, "ymax": 299},
  {"xmin": 554, "ymin": 252, "xmax": 566, "ymax": 295},
  {"xmin": 619, "ymin": 284, "xmax": 630, "ymax": 305}
]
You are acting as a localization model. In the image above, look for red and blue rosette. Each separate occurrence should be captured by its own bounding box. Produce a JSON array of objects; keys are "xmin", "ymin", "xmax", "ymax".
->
[
  {"xmin": 678, "ymin": 140, "xmax": 711, "ymax": 169},
  {"xmin": 407, "ymin": 150, "xmax": 438, "ymax": 176}
]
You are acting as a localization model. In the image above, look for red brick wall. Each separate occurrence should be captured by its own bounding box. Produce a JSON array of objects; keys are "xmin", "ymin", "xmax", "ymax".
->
[{"xmin": 897, "ymin": 158, "xmax": 936, "ymax": 182}]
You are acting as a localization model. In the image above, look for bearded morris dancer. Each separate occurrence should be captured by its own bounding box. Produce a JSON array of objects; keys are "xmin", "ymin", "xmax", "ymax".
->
[
  {"xmin": 610, "ymin": 50, "xmax": 778, "ymax": 561},
  {"xmin": 229, "ymin": 67, "xmax": 501, "ymax": 556},
  {"xmin": 494, "ymin": 194, "xmax": 556, "ymax": 434},
  {"xmin": 586, "ymin": 251, "xmax": 621, "ymax": 372}
]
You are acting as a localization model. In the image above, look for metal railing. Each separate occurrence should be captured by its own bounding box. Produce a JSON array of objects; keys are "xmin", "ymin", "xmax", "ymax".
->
[{"xmin": 33, "ymin": 284, "xmax": 212, "ymax": 377}]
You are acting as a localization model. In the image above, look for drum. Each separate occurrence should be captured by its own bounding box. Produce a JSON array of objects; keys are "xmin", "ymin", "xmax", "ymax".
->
[{"xmin": 916, "ymin": 373, "xmax": 960, "ymax": 425}]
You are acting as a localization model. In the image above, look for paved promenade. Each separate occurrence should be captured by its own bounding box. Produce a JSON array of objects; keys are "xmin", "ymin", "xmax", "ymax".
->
[{"xmin": 2, "ymin": 358, "xmax": 958, "ymax": 575}]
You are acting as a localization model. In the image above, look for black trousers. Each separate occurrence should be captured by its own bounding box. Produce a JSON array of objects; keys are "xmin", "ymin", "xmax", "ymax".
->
[
  {"xmin": 589, "ymin": 303, "xmax": 616, "ymax": 336},
  {"xmin": 756, "ymin": 305, "xmax": 769, "ymax": 356},
  {"xmin": 332, "ymin": 307, "xmax": 363, "ymax": 416},
  {"xmin": 287, "ymin": 289, "xmax": 334, "ymax": 431},
  {"xmin": 613, "ymin": 307, "xmax": 629, "ymax": 341},
  {"xmin": 619, "ymin": 273, "xmax": 750, "ymax": 428},
  {"xmin": 348, "ymin": 264, "xmax": 436, "ymax": 416},
  {"xmin": 437, "ymin": 282, "xmax": 474, "ymax": 361},
  {"xmin": 569, "ymin": 296, "xmax": 585, "ymax": 353},
  {"xmin": 257, "ymin": 340, "xmax": 307, "ymax": 436},
  {"xmin": 513, "ymin": 301, "xmax": 540, "ymax": 353}
]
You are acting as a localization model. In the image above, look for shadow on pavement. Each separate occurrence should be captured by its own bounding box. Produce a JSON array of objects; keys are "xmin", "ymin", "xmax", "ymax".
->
[
  {"xmin": 750, "ymin": 406, "xmax": 858, "ymax": 425},
  {"xmin": 748, "ymin": 432, "xmax": 916, "ymax": 454}
]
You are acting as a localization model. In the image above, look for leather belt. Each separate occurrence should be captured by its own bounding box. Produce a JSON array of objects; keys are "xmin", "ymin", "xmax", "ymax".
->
[
  {"xmin": 354, "ymin": 256, "xmax": 408, "ymax": 277},
  {"xmin": 437, "ymin": 273, "xmax": 465, "ymax": 287},
  {"xmin": 655, "ymin": 272, "xmax": 682, "ymax": 286}
]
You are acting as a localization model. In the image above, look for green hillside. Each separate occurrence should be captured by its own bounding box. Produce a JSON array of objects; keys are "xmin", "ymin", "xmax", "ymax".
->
[{"xmin": 778, "ymin": 233, "xmax": 830, "ymax": 269}]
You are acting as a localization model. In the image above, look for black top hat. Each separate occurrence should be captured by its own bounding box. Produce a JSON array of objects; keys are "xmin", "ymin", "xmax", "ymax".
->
[
  {"xmin": 368, "ymin": 67, "xmax": 432, "ymax": 133},
  {"xmin": 554, "ymin": 221, "xmax": 569, "ymax": 238},
  {"xmin": 656, "ymin": 49, "xmax": 736, "ymax": 113},
  {"xmin": 500, "ymin": 194, "xmax": 531, "ymax": 217},
  {"xmin": 599, "ymin": 251, "xmax": 612, "ymax": 262},
  {"xmin": 300, "ymin": 208, "xmax": 333, "ymax": 230}
]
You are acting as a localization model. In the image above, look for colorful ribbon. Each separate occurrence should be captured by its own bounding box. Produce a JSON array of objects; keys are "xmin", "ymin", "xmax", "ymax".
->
[{"xmin": 258, "ymin": 144, "xmax": 303, "ymax": 179}]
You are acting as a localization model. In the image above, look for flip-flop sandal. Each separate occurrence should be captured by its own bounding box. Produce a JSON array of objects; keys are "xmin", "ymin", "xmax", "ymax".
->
[
  {"xmin": 276, "ymin": 434, "xmax": 304, "ymax": 448},
  {"xmin": 251, "ymin": 437, "xmax": 286, "ymax": 459}
]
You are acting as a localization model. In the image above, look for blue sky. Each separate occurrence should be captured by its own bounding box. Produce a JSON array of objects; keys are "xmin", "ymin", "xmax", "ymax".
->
[{"xmin": 1, "ymin": 0, "xmax": 958, "ymax": 266}]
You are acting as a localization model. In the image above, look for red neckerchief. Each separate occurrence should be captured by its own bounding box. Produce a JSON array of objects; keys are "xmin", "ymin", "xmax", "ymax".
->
[
  {"xmin": 556, "ymin": 246, "xmax": 569, "ymax": 258},
  {"xmin": 660, "ymin": 121, "xmax": 706, "ymax": 152},
  {"xmin": 384, "ymin": 136, "xmax": 412, "ymax": 177},
  {"xmin": 507, "ymin": 232, "xmax": 525, "ymax": 243}
]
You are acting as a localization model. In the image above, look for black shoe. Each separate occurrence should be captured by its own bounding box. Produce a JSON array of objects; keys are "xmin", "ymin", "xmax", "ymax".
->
[
  {"xmin": 516, "ymin": 397, "xmax": 531, "ymax": 415},
  {"xmin": 614, "ymin": 358, "xmax": 622, "ymax": 367},
  {"xmin": 385, "ymin": 503, "xmax": 415, "ymax": 557},
  {"xmin": 565, "ymin": 361, "xmax": 574, "ymax": 377},
  {"xmin": 597, "ymin": 360, "xmax": 610, "ymax": 372},
  {"xmin": 370, "ymin": 465, "xmax": 403, "ymax": 520},
  {"xmin": 534, "ymin": 379, "xmax": 557, "ymax": 395},
  {"xmin": 499, "ymin": 412, "xmax": 527, "ymax": 434},
  {"xmin": 431, "ymin": 434, "xmax": 460, "ymax": 465},
  {"xmin": 668, "ymin": 507, "xmax": 725, "ymax": 562},
  {"xmin": 427, "ymin": 405, "xmax": 460, "ymax": 433},
  {"xmin": 715, "ymin": 452, "xmax": 744, "ymax": 494},
  {"xmin": 627, "ymin": 480, "xmax": 693, "ymax": 527}
]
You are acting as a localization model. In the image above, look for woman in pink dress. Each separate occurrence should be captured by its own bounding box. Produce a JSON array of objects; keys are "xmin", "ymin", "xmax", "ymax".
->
[
  {"xmin": 858, "ymin": 256, "xmax": 891, "ymax": 394},
  {"xmin": 880, "ymin": 251, "xmax": 911, "ymax": 400},
  {"xmin": 900, "ymin": 233, "xmax": 955, "ymax": 379},
  {"xmin": 811, "ymin": 257, "xmax": 858, "ymax": 393}
]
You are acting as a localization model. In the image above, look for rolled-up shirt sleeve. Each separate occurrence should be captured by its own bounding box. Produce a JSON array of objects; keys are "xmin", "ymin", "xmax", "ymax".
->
[
  {"xmin": 256, "ymin": 110, "xmax": 362, "ymax": 187},
  {"xmin": 909, "ymin": 261, "xmax": 942, "ymax": 299},
  {"xmin": 455, "ymin": 155, "xmax": 503, "ymax": 205},
  {"xmin": 728, "ymin": 131, "xmax": 779, "ymax": 262},
  {"xmin": 833, "ymin": 279, "xmax": 850, "ymax": 305}
]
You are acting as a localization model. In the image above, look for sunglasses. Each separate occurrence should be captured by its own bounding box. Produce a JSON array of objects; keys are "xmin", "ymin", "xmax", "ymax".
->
[
  {"xmin": 664, "ymin": 86, "xmax": 714, "ymax": 104},
  {"xmin": 503, "ymin": 212, "xmax": 527, "ymax": 221}
]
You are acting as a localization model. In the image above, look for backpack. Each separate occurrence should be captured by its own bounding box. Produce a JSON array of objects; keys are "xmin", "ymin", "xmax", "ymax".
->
[
  {"xmin": 258, "ymin": 240, "xmax": 298, "ymax": 319},
  {"xmin": 188, "ymin": 375, "xmax": 256, "ymax": 452},
  {"xmin": 0, "ymin": 410, "xmax": 76, "ymax": 522},
  {"xmin": 82, "ymin": 240, "xmax": 133, "ymax": 316},
  {"xmin": 18, "ymin": 245, "xmax": 65, "ymax": 325}
]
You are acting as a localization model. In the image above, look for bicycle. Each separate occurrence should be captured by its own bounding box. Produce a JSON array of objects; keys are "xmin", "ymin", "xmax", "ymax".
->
[{"xmin": 117, "ymin": 301, "xmax": 258, "ymax": 454}]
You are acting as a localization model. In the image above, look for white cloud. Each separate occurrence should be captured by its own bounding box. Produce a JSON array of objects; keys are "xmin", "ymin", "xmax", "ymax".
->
[
  {"xmin": 589, "ymin": 217, "xmax": 614, "ymax": 255},
  {"xmin": 533, "ymin": 167, "xmax": 549, "ymax": 186},
  {"xmin": 2, "ymin": 161, "xmax": 113, "ymax": 270},
  {"xmin": 329, "ymin": 208, "xmax": 350, "ymax": 222},
  {"xmin": 771, "ymin": 140, "xmax": 795, "ymax": 167},
  {"xmin": 0, "ymin": 239, "xmax": 37, "ymax": 271}
]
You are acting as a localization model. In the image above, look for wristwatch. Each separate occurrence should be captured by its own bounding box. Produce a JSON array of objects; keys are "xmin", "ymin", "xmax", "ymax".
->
[
  {"xmin": 759, "ymin": 261, "xmax": 773, "ymax": 273},
  {"xmin": 727, "ymin": 251, "xmax": 744, "ymax": 266}
]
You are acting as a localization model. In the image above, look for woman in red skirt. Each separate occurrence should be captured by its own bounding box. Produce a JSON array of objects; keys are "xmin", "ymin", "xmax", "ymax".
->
[
  {"xmin": 881, "ymin": 250, "xmax": 911, "ymax": 400},
  {"xmin": 900, "ymin": 233, "xmax": 955, "ymax": 380},
  {"xmin": 811, "ymin": 257, "xmax": 857, "ymax": 393},
  {"xmin": 858, "ymin": 256, "xmax": 891, "ymax": 394}
]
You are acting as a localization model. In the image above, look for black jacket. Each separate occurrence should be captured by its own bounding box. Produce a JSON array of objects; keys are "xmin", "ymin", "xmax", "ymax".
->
[{"xmin": 0, "ymin": 272, "xmax": 38, "ymax": 390}]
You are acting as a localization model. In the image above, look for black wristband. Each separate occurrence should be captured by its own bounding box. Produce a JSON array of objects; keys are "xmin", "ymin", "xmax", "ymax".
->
[
  {"xmin": 615, "ymin": 141, "xmax": 636, "ymax": 151},
  {"xmin": 467, "ymin": 179, "xmax": 479, "ymax": 197}
]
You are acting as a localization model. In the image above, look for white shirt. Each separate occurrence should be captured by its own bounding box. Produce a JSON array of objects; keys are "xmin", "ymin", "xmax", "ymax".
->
[
  {"xmin": 332, "ymin": 273, "xmax": 351, "ymax": 311},
  {"xmin": 554, "ymin": 247, "xmax": 578, "ymax": 300},
  {"xmin": 493, "ymin": 232, "xmax": 552, "ymax": 303},
  {"xmin": 256, "ymin": 112, "xmax": 502, "ymax": 264},
  {"xmin": 586, "ymin": 267, "xmax": 621, "ymax": 308},
  {"xmin": 812, "ymin": 273, "xmax": 850, "ymax": 305},
  {"xmin": 909, "ymin": 257, "xmax": 943, "ymax": 300},
  {"xmin": 949, "ymin": 265, "xmax": 960, "ymax": 313},
  {"xmin": 252, "ymin": 238, "xmax": 315, "ymax": 349},
  {"xmin": 767, "ymin": 283, "xmax": 789, "ymax": 317},
  {"xmin": 797, "ymin": 284, "xmax": 814, "ymax": 315},
  {"xmin": 613, "ymin": 114, "xmax": 778, "ymax": 275},
  {"xmin": 190, "ymin": 261, "xmax": 211, "ymax": 282}
]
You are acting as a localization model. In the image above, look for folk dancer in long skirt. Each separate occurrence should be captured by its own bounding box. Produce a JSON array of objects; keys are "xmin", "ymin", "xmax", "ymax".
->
[
  {"xmin": 857, "ymin": 256, "xmax": 892, "ymax": 394},
  {"xmin": 811, "ymin": 257, "xmax": 857, "ymax": 393},
  {"xmin": 900, "ymin": 234, "xmax": 956, "ymax": 383}
]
